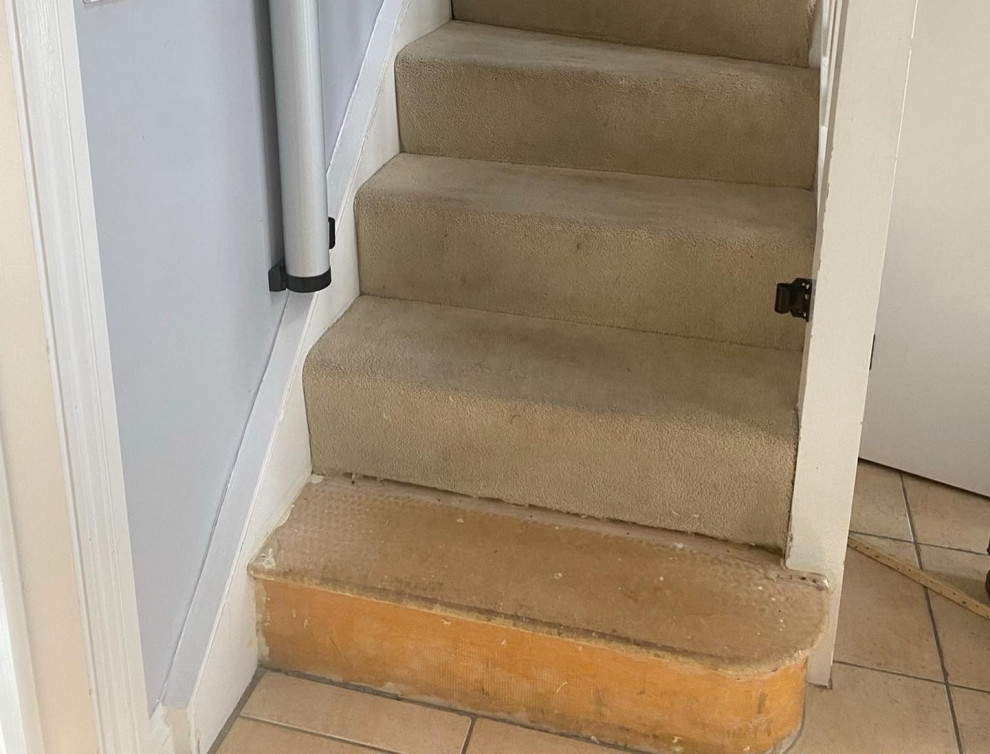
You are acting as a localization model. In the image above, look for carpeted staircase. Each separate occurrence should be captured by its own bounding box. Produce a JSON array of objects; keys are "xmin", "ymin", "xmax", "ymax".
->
[{"xmin": 252, "ymin": 2, "xmax": 827, "ymax": 751}]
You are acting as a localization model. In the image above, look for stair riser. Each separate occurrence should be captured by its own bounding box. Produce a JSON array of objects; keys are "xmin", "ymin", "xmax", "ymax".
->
[
  {"xmin": 453, "ymin": 0, "xmax": 815, "ymax": 67},
  {"xmin": 304, "ymin": 377, "xmax": 796, "ymax": 548},
  {"xmin": 257, "ymin": 579, "xmax": 808, "ymax": 754},
  {"xmin": 356, "ymin": 187, "xmax": 813, "ymax": 349},
  {"xmin": 396, "ymin": 36, "xmax": 818, "ymax": 188}
]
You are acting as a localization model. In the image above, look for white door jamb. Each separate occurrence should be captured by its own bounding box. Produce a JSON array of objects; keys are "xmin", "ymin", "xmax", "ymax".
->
[
  {"xmin": 787, "ymin": 0, "xmax": 919, "ymax": 686},
  {"xmin": 5, "ymin": 0, "xmax": 150, "ymax": 750},
  {"xmin": 0, "ymin": 433, "xmax": 45, "ymax": 754}
]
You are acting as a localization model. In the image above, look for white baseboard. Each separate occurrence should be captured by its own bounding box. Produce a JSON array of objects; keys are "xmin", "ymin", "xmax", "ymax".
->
[
  {"xmin": 149, "ymin": 704, "xmax": 190, "ymax": 754},
  {"xmin": 180, "ymin": 1, "xmax": 452, "ymax": 750},
  {"xmin": 149, "ymin": 706, "xmax": 172, "ymax": 754},
  {"xmin": 185, "ymin": 380, "xmax": 311, "ymax": 752}
]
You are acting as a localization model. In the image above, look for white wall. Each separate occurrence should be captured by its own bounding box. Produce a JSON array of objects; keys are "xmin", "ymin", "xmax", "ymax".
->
[
  {"xmin": 860, "ymin": 0, "xmax": 990, "ymax": 496},
  {"xmin": 73, "ymin": 0, "xmax": 385, "ymax": 710},
  {"xmin": 320, "ymin": 0, "xmax": 387, "ymax": 161}
]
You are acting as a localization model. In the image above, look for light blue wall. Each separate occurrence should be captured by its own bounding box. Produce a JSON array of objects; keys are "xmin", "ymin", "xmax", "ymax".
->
[
  {"xmin": 319, "ymin": 0, "xmax": 387, "ymax": 161},
  {"xmin": 74, "ymin": 0, "xmax": 384, "ymax": 709},
  {"xmin": 74, "ymin": 0, "xmax": 286, "ymax": 709}
]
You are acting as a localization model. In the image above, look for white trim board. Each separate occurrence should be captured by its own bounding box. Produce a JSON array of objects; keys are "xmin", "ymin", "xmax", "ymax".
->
[
  {"xmin": 161, "ymin": 293, "xmax": 300, "ymax": 710},
  {"xmin": 149, "ymin": 705, "xmax": 177, "ymax": 754},
  {"xmin": 0, "ymin": 434, "xmax": 44, "ymax": 754},
  {"xmin": 5, "ymin": 0, "xmax": 151, "ymax": 750},
  {"xmin": 787, "ymin": 0, "xmax": 919, "ymax": 686},
  {"xmin": 0, "ymin": 8, "xmax": 45, "ymax": 752},
  {"xmin": 181, "ymin": 1, "xmax": 452, "ymax": 750}
]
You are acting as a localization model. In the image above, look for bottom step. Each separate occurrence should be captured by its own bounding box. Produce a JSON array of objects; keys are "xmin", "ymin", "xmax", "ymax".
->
[{"xmin": 251, "ymin": 477, "xmax": 828, "ymax": 754}]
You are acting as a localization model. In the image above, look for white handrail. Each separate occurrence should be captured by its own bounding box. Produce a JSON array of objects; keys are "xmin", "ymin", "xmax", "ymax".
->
[{"xmin": 269, "ymin": 1, "xmax": 332, "ymax": 292}]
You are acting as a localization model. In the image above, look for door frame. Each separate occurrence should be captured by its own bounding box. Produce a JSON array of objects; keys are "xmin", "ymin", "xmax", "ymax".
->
[
  {"xmin": 4, "ymin": 0, "xmax": 150, "ymax": 750},
  {"xmin": 788, "ymin": 0, "xmax": 919, "ymax": 685},
  {"xmin": 0, "ymin": 435, "xmax": 44, "ymax": 754}
]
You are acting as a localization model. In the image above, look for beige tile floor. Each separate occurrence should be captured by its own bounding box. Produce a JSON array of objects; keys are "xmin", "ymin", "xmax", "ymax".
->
[{"xmin": 216, "ymin": 461, "xmax": 990, "ymax": 753}]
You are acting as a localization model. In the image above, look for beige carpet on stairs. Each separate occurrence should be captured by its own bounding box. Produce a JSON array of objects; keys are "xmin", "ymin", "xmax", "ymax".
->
[
  {"xmin": 396, "ymin": 21, "xmax": 819, "ymax": 188},
  {"xmin": 304, "ymin": 296, "xmax": 802, "ymax": 550},
  {"xmin": 357, "ymin": 153, "xmax": 816, "ymax": 349},
  {"xmin": 304, "ymin": 3, "xmax": 820, "ymax": 550},
  {"xmin": 452, "ymin": 0, "xmax": 817, "ymax": 66}
]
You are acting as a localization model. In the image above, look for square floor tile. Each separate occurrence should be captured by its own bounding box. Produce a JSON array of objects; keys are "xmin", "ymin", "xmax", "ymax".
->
[
  {"xmin": 951, "ymin": 687, "xmax": 990, "ymax": 754},
  {"xmin": 850, "ymin": 462, "xmax": 912, "ymax": 541},
  {"xmin": 241, "ymin": 673, "xmax": 471, "ymax": 754},
  {"xmin": 466, "ymin": 720, "xmax": 609, "ymax": 753},
  {"xmin": 790, "ymin": 664, "xmax": 957, "ymax": 753},
  {"xmin": 217, "ymin": 719, "xmax": 369, "ymax": 753},
  {"xmin": 904, "ymin": 475, "xmax": 990, "ymax": 553},
  {"xmin": 930, "ymin": 595, "xmax": 990, "ymax": 692},
  {"xmin": 920, "ymin": 545, "xmax": 990, "ymax": 602},
  {"xmin": 834, "ymin": 542, "xmax": 942, "ymax": 681}
]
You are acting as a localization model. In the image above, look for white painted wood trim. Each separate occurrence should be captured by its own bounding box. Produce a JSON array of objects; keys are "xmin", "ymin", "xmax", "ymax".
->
[
  {"xmin": 6, "ymin": 0, "xmax": 150, "ymax": 748},
  {"xmin": 183, "ymin": 1, "xmax": 451, "ymax": 750},
  {"xmin": 0, "ymin": 434, "xmax": 44, "ymax": 754},
  {"xmin": 816, "ymin": 0, "xmax": 844, "ymax": 204},
  {"xmin": 152, "ymin": 703, "xmax": 202, "ymax": 754},
  {"xmin": 148, "ymin": 707, "xmax": 173, "ymax": 754},
  {"xmin": 788, "ymin": 0, "xmax": 919, "ymax": 686},
  {"xmin": 162, "ymin": 295, "xmax": 308, "ymax": 710}
]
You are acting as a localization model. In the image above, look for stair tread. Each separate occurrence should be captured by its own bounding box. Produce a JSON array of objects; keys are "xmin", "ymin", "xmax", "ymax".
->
[
  {"xmin": 305, "ymin": 296, "xmax": 800, "ymax": 547},
  {"xmin": 452, "ymin": 0, "xmax": 816, "ymax": 67},
  {"xmin": 308, "ymin": 296, "xmax": 800, "ymax": 439},
  {"xmin": 363, "ymin": 153, "xmax": 817, "ymax": 240},
  {"xmin": 252, "ymin": 476, "xmax": 828, "ymax": 671},
  {"xmin": 358, "ymin": 155, "xmax": 815, "ymax": 349},
  {"xmin": 357, "ymin": 155, "xmax": 816, "ymax": 349},
  {"xmin": 404, "ymin": 20, "xmax": 816, "ymax": 83},
  {"xmin": 397, "ymin": 21, "xmax": 818, "ymax": 188}
]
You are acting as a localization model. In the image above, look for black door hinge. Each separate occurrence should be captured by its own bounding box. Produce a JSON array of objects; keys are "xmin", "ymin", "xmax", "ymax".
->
[{"xmin": 774, "ymin": 278, "xmax": 813, "ymax": 321}]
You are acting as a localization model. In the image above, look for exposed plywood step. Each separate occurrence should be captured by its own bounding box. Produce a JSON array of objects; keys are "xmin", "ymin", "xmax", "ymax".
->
[
  {"xmin": 396, "ymin": 22, "xmax": 819, "ymax": 188},
  {"xmin": 357, "ymin": 154, "xmax": 816, "ymax": 349},
  {"xmin": 251, "ymin": 476, "xmax": 829, "ymax": 754},
  {"xmin": 453, "ymin": 0, "xmax": 817, "ymax": 67},
  {"xmin": 303, "ymin": 296, "xmax": 802, "ymax": 549}
]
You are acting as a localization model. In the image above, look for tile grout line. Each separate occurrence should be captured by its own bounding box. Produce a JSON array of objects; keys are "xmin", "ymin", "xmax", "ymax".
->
[
  {"xmin": 460, "ymin": 718, "xmax": 476, "ymax": 754},
  {"xmin": 900, "ymin": 472, "xmax": 965, "ymax": 754},
  {"xmin": 237, "ymin": 715, "xmax": 408, "ymax": 754},
  {"xmin": 272, "ymin": 667, "xmax": 477, "ymax": 718},
  {"xmin": 833, "ymin": 659, "xmax": 944, "ymax": 686},
  {"xmin": 902, "ymin": 471, "xmax": 916, "ymax": 544},
  {"xmin": 833, "ymin": 659, "xmax": 990, "ymax": 695},
  {"xmin": 257, "ymin": 668, "xmax": 654, "ymax": 754},
  {"xmin": 947, "ymin": 682, "xmax": 990, "ymax": 696},
  {"xmin": 207, "ymin": 668, "xmax": 266, "ymax": 754},
  {"xmin": 849, "ymin": 530, "xmax": 990, "ymax": 558}
]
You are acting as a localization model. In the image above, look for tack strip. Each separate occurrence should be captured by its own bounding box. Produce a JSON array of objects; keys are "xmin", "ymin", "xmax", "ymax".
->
[{"xmin": 848, "ymin": 535, "xmax": 990, "ymax": 622}]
